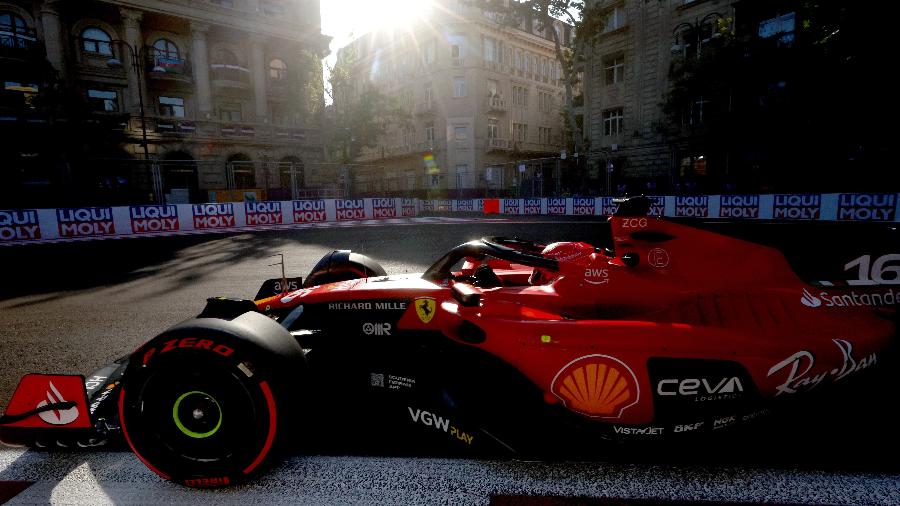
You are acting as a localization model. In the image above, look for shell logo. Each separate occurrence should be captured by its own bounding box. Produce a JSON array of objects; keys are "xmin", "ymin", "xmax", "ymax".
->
[{"xmin": 551, "ymin": 354, "xmax": 640, "ymax": 419}]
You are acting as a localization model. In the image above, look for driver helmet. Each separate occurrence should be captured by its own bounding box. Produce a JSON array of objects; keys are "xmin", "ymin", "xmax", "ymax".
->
[{"xmin": 529, "ymin": 241, "xmax": 594, "ymax": 285}]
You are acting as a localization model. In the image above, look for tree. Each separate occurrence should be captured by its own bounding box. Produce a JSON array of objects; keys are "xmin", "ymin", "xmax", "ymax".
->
[{"xmin": 323, "ymin": 43, "xmax": 409, "ymax": 163}]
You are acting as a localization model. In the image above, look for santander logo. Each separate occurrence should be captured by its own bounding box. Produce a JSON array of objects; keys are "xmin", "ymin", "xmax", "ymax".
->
[
  {"xmin": 801, "ymin": 288, "xmax": 822, "ymax": 308},
  {"xmin": 37, "ymin": 381, "xmax": 79, "ymax": 425}
]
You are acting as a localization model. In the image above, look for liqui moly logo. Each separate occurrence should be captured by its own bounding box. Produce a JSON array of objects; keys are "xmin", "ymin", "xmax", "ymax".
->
[
  {"xmin": 422, "ymin": 200, "xmax": 435, "ymax": 212},
  {"xmin": 503, "ymin": 199, "xmax": 520, "ymax": 214},
  {"xmin": 130, "ymin": 205, "xmax": 179, "ymax": 234},
  {"xmin": 573, "ymin": 198, "xmax": 595, "ymax": 215},
  {"xmin": 336, "ymin": 199, "xmax": 365, "ymax": 220},
  {"xmin": 58, "ymin": 207, "xmax": 115, "ymax": 237},
  {"xmin": 837, "ymin": 194, "xmax": 896, "ymax": 221},
  {"xmin": 719, "ymin": 195, "xmax": 760, "ymax": 219},
  {"xmin": 456, "ymin": 199, "xmax": 474, "ymax": 212},
  {"xmin": 292, "ymin": 200, "xmax": 326, "ymax": 223},
  {"xmin": 774, "ymin": 194, "xmax": 820, "ymax": 220},
  {"xmin": 547, "ymin": 198, "xmax": 566, "ymax": 215},
  {"xmin": 0, "ymin": 209, "xmax": 40, "ymax": 242},
  {"xmin": 401, "ymin": 198, "xmax": 417, "ymax": 217},
  {"xmin": 372, "ymin": 198, "xmax": 397, "ymax": 218},
  {"xmin": 675, "ymin": 196, "xmax": 709, "ymax": 217},
  {"xmin": 647, "ymin": 196, "xmax": 665, "ymax": 216},
  {"xmin": 192, "ymin": 203, "xmax": 235, "ymax": 229},
  {"xmin": 437, "ymin": 200, "xmax": 452, "ymax": 212},
  {"xmin": 599, "ymin": 197, "xmax": 618, "ymax": 216},
  {"xmin": 524, "ymin": 199, "xmax": 541, "ymax": 215},
  {"xmin": 245, "ymin": 202, "xmax": 283, "ymax": 226}
]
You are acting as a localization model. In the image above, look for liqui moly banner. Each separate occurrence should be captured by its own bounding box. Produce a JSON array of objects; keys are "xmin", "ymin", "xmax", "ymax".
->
[
  {"xmin": 192, "ymin": 203, "xmax": 235, "ymax": 229},
  {"xmin": 547, "ymin": 198, "xmax": 568, "ymax": 215},
  {"xmin": 599, "ymin": 198, "xmax": 618, "ymax": 216},
  {"xmin": 421, "ymin": 200, "xmax": 436, "ymax": 212},
  {"xmin": 836, "ymin": 193, "xmax": 896, "ymax": 221},
  {"xmin": 773, "ymin": 194, "xmax": 821, "ymax": 220},
  {"xmin": 454, "ymin": 199, "xmax": 476, "ymax": 212},
  {"xmin": 130, "ymin": 205, "xmax": 180, "ymax": 234},
  {"xmin": 335, "ymin": 199, "xmax": 366, "ymax": 220},
  {"xmin": 245, "ymin": 202, "xmax": 283, "ymax": 226},
  {"xmin": 503, "ymin": 199, "xmax": 521, "ymax": 215},
  {"xmin": 292, "ymin": 200, "xmax": 327, "ymax": 223},
  {"xmin": 719, "ymin": 195, "xmax": 761, "ymax": 219},
  {"xmin": 674, "ymin": 196, "xmax": 710, "ymax": 218},
  {"xmin": 523, "ymin": 199, "xmax": 542, "ymax": 215},
  {"xmin": 371, "ymin": 198, "xmax": 397, "ymax": 219},
  {"xmin": 57, "ymin": 207, "xmax": 115, "ymax": 237},
  {"xmin": 0, "ymin": 209, "xmax": 41, "ymax": 242},
  {"xmin": 401, "ymin": 198, "xmax": 417, "ymax": 217},
  {"xmin": 572, "ymin": 198, "xmax": 596, "ymax": 216}
]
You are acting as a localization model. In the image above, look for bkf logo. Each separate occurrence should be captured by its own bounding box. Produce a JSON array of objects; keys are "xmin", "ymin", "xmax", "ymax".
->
[
  {"xmin": 675, "ymin": 196, "xmax": 709, "ymax": 218},
  {"xmin": 774, "ymin": 194, "xmax": 820, "ymax": 220},
  {"xmin": 246, "ymin": 202, "xmax": 282, "ymax": 226},
  {"xmin": 192, "ymin": 203, "xmax": 235, "ymax": 229},
  {"xmin": 0, "ymin": 209, "xmax": 40, "ymax": 242},
  {"xmin": 719, "ymin": 195, "xmax": 759, "ymax": 219},
  {"xmin": 547, "ymin": 198, "xmax": 566, "ymax": 215},
  {"xmin": 573, "ymin": 198, "xmax": 595, "ymax": 215},
  {"xmin": 599, "ymin": 197, "xmax": 618, "ymax": 216},
  {"xmin": 336, "ymin": 199, "xmax": 365, "ymax": 220},
  {"xmin": 837, "ymin": 194, "xmax": 896, "ymax": 221},
  {"xmin": 456, "ymin": 200, "xmax": 474, "ymax": 212},
  {"xmin": 524, "ymin": 199, "xmax": 541, "ymax": 215},
  {"xmin": 503, "ymin": 199, "xmax": 520, "ymax": 214},
  {"xmin": 130, "ymin": 205, "xmax": 179, "ymax": 234},
  {"xmin": 293, "ymin": 200, "xmax": 326, "ymax": 223},
  {"xmin": 372, "ymin": 198, "xmax": 396, "ymax": 218},
  {"xmin": 57, "ymin": 207, "xmax": 115, "ymax": 237}
]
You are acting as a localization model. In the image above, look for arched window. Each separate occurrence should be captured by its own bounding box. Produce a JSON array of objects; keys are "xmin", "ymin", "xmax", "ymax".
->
[
  {"xmin": 213, "ymin": 48, "xmax": 239, "ymax": 65},
  {"xmin": 82, "ymin": 26, "xmax": 112, "ymax": 55},
  {"xmin": 1, "ymin": 12, "xmax": 35, "ymax": 48},
  {"xmin": 153, "ymin": 38, "xmax": 179, "ymax": 59},
  {"xmin": 269, "ymin": 58, "xmax": 287, "ymax": 80}
]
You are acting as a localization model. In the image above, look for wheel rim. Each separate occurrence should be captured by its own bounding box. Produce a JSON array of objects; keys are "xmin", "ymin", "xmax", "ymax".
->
[{"xmin": 172, "ymin": 391, "xmax": 222, "ymax": 439}]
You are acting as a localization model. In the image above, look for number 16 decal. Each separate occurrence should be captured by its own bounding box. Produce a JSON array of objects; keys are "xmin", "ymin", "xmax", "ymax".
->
[{"xmin": 845, "ymin": 254, "xmax": 900, "ymax": 285}]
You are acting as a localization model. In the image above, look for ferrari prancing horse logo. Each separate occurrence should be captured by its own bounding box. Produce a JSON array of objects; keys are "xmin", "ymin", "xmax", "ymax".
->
[{"xmin": 415, "ymin": 297, "xmax": 436, "ymax": 324}]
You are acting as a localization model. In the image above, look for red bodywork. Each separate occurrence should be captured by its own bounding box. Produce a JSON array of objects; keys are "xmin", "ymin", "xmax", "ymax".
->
[{"xmin": 258, "ymin": 215, "xmax": 894, "ymax": 427}]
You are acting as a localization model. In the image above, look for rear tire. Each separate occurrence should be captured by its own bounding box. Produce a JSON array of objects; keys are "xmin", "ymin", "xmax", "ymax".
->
[{"xmin": 119, "ymin": 333, "xmax": 286, "ymax": 487}]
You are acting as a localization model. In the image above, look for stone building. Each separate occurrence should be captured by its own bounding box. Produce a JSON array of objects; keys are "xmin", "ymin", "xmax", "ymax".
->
[
  {"xmin": 334, "ymin": 0, "xmax": 573, "ymax": 198},
  {"xmin": 0, "ymin": 0, "xmax": 329, "ymax": 206}
]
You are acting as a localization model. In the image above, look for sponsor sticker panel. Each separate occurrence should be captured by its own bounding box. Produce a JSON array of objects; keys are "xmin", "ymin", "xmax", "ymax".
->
[
  {"xmin": 836, "ymin": 193, "xmax": 896, "ymax": 221},
  {"xmin": 546, "ymin": 198, "xmax": 568, "ymax": 215},
  {"xmin": 599, "ymin": 197, "xmax": 618, "ymax": 216},
  {"xmin": 192, "ymin": 203, "xmax": 235, "ymax": 229},
  {"xmin": 773, "ymin": 194, "xmax": 821, "ymax": 220},
  {"xmin": 401, "ymin": 198, "xmax": 417, "ymax": 217},
  {"xmin": 718, "ymin": 195, "xmax": 761, "ymax": 219},
  {"xmin": 292, "ymin": 200, "xmax": 327, "ymax": 223},
  {"xmin": 371, "ymin": 198, "xmax": 397, "ymax": 219},
  {"xmin": 57, "ymin": 207, "xmax": 116, "ymax": 237},
  {"xmin": 335, "ymin": 199, "xmax": 366, "ymax": 221},
  {"xmin": 503, "ymin": 199, "xmax": 521, "ymax": 215},
  {"xmin": 523, "ymin": 198, "xmax": 542, "ymax": 215},
  {"xmin": 245, "ymin": 201, "xmax": 283, "ymax": 227},
  {"xmin": 572, "ymin": 197, "xmax": 596, "ymax": 216},
  {"xmin": 130, "ymin": 205, "xmax": 180, "ymax": 234},
  {"xmin": 675, "ymin": 196, "xmax": 709, "ymax": 218}
]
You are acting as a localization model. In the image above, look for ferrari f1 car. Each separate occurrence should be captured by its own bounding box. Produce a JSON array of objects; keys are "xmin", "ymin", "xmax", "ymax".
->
[{"xmin": 1, "ymin": 197, "xmax": 896, "ymax": 487}]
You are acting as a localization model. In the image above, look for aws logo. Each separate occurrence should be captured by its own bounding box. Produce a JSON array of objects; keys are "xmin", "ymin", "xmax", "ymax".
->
[
  {"xmin": 584, "ymin": 268, "xmax": 609, "ymax": 285},
  {"xmin": 551, "ymin": 354, "xmax": 639, "ymax": 419}
]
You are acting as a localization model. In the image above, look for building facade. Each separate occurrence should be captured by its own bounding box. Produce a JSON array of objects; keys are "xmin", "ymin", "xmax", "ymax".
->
[
  {"xmin": 583, "ymin": 0, "xmax": 739, "ymax": 194},
  {"xmin": 1, "ymin": 0, "xmax": 329, "ymax": 207},
  {"xmin": 334, "ymin": 0, "xmax": 572, "ymax": 198}
]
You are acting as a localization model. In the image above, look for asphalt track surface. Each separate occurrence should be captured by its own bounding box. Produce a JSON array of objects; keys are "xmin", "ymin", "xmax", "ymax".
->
[{"xmin": 1, "ymin": 216, "xmax": 899, "ymax": 504}]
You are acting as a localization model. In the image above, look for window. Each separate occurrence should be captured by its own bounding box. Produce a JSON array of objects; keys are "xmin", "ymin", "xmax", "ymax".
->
[
  {"xmin": 604, "ymin": 55, "xmax": 624, "ymax": 85},
  {"xmin": 487, "ymin": 79, "xmax": 499, "ymax": 97},
  {"xmin": 159, "ymin": 96, "xmax": 185, "ymax": 118},
  {"xmin": 515, "ymin": 49, "xmax": 523, "ymax": 70},
  {"xmin": 153, "ymin": 39, "xmax": 179, "ymax": 59},
  {"xmin": 524, "ymin": 52, "xmax": 531, "ymax": 74},
  {"xmin": 82, "ymin": 27, "xmax": 112, "ymax": 56},
  {"xmin": 487, "ymin": 118, "xmax": 499, "ymax": 139},
  {"xmin": 425, "ymin": 123, "xmax": 434, "ymax": 142},
  {"xmin": 213, "ymin": 48, "xmax": 239, "ymax": 66},
  {"xmin": 454, "ymin": 126, "xmax": 468, "ymax": 142},
  {"xmin": 483, "ymin": 36, "xmax": 498, "ymax": 62},
  {"xmin": 603, "ymin": 6, "xmax": 625, "ymax": 33},
  {"xmin": 453, "ymin": 76, "xmax": 466, "ymax": 98},
  {"xmin": 450, "ymin": 33, "xmax": 465, "ymax": 60},
  {"xmin": 87, "ymin": 89, "xmax": 118, "ymax": 112},
  {"xmin": 513, "ymin": 122, "xmax": 528, "ymax": 142},
  {"xmin": 220, "ymin": 103, "xmax": 242, "ymax": 121},
  {"xmin": 269, "ymin": 59, "xmax": 287, "ymax": 80},
  {"xmin": 1, "ymin": 12, "xmax": 35, "ymax": 48},
  {"xmin": 512, "ymin": 85, "xmax": 528, "ymax": 108},
  {"xmin": 423, "ymin": 83, "xmax": 433, "ymax": 103},
  {"xmin": 538, "ymin": 91, "xmax": 553, "ymax": 113},
  {"xmin": 424, "ymin": 39, "xmax": 436, "ymax": 65},
  {"xmin": 539, "ymin": 126, "xmax": 552, "ymax": 144},
  {"xmin": 603, "ymin": 107, "xmax": 624, "ymax": 136},
  {"xmin": 759, "ymin": 12, "xmax": 796, "ymax": 45},
  {"xmin": 541, "ymin": 57, "xmax": 549, "ymax": 79},
  {"xmin": 4, "ymin": 81, "xmax": 39, "ymax": 109},
  {"xmin": 261, "ymin": 1, "xmax": 285, "ymax": 16}
]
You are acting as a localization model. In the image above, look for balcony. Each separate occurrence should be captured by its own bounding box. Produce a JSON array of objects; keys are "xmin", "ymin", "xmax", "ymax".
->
[
  {"xmin": 0, "ymin": 28, "xmax": 42, "ymax": 61},
  {"xmin": 486, "ymin": 138, "xmax": 510, "ymax": 151},
  {"xmin": 146, "ymin": 54, "xmax": 193, "ymax": 84},
  {"xmin": 210, "ymin": 63, "xmax": 251, "ymax": 90},
  {"xmin": 137, "ymin": 116, "xmax": 314, "ymax": 144},
  {"xmin": 486, "ymin": 94, "xmax": 507, "ymax": 112},
  {"xmin": 415, "ymin": 100, "xmax": 435, "ymax": 116}
]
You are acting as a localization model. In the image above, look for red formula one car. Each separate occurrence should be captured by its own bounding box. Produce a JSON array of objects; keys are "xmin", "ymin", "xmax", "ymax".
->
[{"xmin": 1, "ymin": 197, "xmax": 896, "ymax": 487}]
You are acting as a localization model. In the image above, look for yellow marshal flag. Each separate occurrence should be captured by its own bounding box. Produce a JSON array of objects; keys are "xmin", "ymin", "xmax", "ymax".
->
[{"xmin": 415, "ymin": 297, "xmax": 436, "ymax": 324}]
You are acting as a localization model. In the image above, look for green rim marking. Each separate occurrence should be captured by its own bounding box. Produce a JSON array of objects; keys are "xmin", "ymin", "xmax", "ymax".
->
[{"xmin": 172, "ymin": 391, "xmax": 222, "ymax": 439}]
